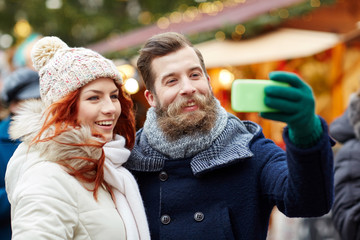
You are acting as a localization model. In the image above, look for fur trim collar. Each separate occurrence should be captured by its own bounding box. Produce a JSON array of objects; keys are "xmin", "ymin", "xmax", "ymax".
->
[{"xmin": 9, "ymin": 99, "xmax": 103, "ymax": 164}]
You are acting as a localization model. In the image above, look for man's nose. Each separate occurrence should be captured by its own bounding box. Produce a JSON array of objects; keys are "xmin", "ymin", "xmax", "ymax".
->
[{"xmin": 180, "ymin": 78, "xmax": 196, "ymax": 96}]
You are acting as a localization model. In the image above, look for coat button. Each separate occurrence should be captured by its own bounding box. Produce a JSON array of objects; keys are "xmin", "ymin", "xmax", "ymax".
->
[
  {"xmin": 194, "ymin": 212, "xmax": 204, "ymax": 222},
  {"xmin": 159, "ymin": 171, "xmax": 168, "ymax": 181},
  {"xmin": 161, "ymin": 214, "xmax": 171, "ymax": 225}
]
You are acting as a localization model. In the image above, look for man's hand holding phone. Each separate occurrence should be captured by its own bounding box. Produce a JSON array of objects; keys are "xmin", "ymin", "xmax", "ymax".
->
[{"xmin": 231, "ymin": 71, "xmax": 323, "ymax": 148}]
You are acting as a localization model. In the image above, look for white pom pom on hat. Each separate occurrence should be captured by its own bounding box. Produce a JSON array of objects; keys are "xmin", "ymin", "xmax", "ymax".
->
[
  {"xmin": 31, "ymin": 36, "xmax": 68, "ymax": 71},
  {"xmin": 30, "ymin": 36, "xmax": 123, "ymax": 106}
]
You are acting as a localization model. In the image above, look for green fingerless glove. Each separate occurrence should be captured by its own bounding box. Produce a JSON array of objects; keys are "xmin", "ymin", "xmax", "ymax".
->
[{"xmin": 260, "ymin": 71, "xmax": 323, "ymax": 148}]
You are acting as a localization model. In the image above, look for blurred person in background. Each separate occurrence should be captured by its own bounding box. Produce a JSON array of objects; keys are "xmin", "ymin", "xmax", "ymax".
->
[
  {"xmin": 0, "ymin": 67, "xmax": 40, "ymax": 240},
  {"xmin": 12, "ymin": 33, "xmax": 41, "ymax": 71},
  {"xmin": 0, "ymin": 50, "xmax": 11, "ymax": 120},
  {"xmin": 330, "ymin": 91, "xmax": 360, "ymax": 240}
]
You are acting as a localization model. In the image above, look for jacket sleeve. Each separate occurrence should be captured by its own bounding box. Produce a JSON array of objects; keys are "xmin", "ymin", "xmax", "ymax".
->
[
  {"xmin": 260, "ymin": 117, "xmax": 334, "ymax": 217},
  {"xmin": 10, "ymin": 162, "xmax": 78, "ymax": 240},
  {"xmin": 332, "ymin": 140, "xmax": 360, "ymax": 240}
]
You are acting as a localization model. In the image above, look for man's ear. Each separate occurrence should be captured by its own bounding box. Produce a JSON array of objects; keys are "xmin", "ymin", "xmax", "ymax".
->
[
  {"xmin": 207, "ymin": 75, "xmax": 213, "ymax": 91},
  {"xmin": 144, "ymin": 90, "xmax": 157, "ymax": 107}
]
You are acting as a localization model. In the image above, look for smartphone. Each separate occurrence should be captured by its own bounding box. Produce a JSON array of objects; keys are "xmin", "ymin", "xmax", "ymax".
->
[{"xmin": 231, "ymin": 79, "xmax": 289, "ymax": 112}]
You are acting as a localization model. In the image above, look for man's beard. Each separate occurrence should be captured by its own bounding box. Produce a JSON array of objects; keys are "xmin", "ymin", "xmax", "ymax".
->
[{"xmin": 155, "ymin": 93, "xmax": 217, "ymax": 141}]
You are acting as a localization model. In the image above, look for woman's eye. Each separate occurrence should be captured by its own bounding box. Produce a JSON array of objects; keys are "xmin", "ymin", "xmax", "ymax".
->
[
  {"xmin": 87, "ymin": 96, "xmax": 99, "ymax": 101},
  {"xmin": 111, "ymin": 94, "xmax": 119, "ymax": 99}
]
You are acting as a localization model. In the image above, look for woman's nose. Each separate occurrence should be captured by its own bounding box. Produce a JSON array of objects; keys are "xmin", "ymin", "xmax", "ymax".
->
[{"xmin": 102, "ymin": 98, "xmax": 116, "ymax": 114}]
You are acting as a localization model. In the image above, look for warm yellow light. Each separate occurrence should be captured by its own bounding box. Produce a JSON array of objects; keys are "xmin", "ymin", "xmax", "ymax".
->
[
  {"xmin": 170, "ymin": 11, "xmax": 182, "ymax": 23},
  {"xmin": 14, "ymin": 20, "xmax": 32, "ymax": 38},
  {"xmin": 157, "ymin": 17, "xmax": 170, "ymax": 29},
  {"xmin": 138, "ymin": 11, "xmax": 152, "ymax": 25},
  {"xmin": 310, "ymin": 0, "xmax": 321, "ymax": 7},
  {"xmin": 117, "ymin": 64, "xmax": 135, "ymax": 79},
  {"xmin": 124, "ymin": 78, "xmax": 139, "ymax": 94},
  {"xmin": 215, "ymin": 31, "xmax": 225, "ymax": 41},
  {"xmin": 219, "ymin": 69, "xmax": 234, "ymax": 88},
  {"xmin": 199, "ymin": 2, "xmax": 211, "ymax": 13},
  {"xmin": 278, "ymin": 9, "xmax": 289, "ymax": 19},
  {"xmin": 178, "ymin": 4, "xmax": 189, "ymax": 12},
  {"xmin": 214, "ymin": 1, "xmax": 224, "ymax": 12},
  {"xmin": 187, "ymin": 6, "xmax": 199, "ymax": 14},
  {"xmin": 183, "ymin": 10, "xmax": 195, "ymax": 22},
  {"xmin": 235, "ymin": 24, "xmax": 246, "ymax": 35}
]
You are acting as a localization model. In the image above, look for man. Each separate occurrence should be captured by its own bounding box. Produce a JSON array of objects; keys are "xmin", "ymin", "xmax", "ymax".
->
[{"xmin": 125, "ymin": 32, "xmax": 334, "ymax": 239}]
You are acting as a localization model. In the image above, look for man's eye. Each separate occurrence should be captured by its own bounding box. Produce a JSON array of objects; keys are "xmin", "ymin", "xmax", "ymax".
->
[
  {"xmin": 191, "ymin": 72, "xmax": 201, "ymax": 77},
  {"xmin": 166, "ymin": 79, "xmax": 177, "ymax": 84}
]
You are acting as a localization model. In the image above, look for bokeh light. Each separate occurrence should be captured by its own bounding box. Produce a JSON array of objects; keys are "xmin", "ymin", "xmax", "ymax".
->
[
  {"xmin": 219, "ymin": 69, "xmax": 234, "ymax": 89},
  {"xmin": 124, "ymin": 78, "xmax": 139, "ymax": 94},
  {"xmin": 14, "ymin": 19, "xmax": 32, "ymax": 38}
]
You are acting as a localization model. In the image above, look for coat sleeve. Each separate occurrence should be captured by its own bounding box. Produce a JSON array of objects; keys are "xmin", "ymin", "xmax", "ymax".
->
[
  {"xmin": 331, "ymin": 140, "xmax": 360, "ymax": 240},
  {"xmin": 259, "ymin": 117, "xmax": 334, "ymax": 217},
  {"xmin": 10, "ymin": 162, "xmax": 79, "ymax": 240}
]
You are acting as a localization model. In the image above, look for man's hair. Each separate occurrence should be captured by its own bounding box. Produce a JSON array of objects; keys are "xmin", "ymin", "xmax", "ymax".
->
[{"xmin": 137, "ymin": 32, "xmax": 208, "ymax": 93}]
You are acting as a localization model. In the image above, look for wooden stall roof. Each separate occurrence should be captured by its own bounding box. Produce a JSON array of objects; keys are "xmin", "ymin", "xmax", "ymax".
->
[
  {"xmin": 86, "ymin": 0, "xmax": 307, "ymax": 54},
  {"xmin": 194, "ymin": 28, "xmax": 340, "ymax": 68}
]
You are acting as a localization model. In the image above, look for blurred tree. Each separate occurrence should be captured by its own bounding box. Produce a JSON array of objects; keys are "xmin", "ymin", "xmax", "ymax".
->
[{"xmin": 0, "ymin": 0, "xmax": 202, "ymax": 48}]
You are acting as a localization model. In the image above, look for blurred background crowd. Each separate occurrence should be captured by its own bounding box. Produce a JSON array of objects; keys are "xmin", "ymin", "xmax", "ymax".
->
[{"xmin": 1, "ymin": 0, "xmax": 360, "ymax": 239}]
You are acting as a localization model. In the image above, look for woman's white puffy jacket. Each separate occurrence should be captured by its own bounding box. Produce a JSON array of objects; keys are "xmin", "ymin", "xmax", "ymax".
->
[{"xmin": 5, "ymin": 100, "xmax": 126, "ymax": 239}]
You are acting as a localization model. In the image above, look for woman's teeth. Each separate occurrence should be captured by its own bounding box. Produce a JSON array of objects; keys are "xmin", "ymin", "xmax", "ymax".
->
[{"xmin": 96, "ymin": 121, "xmax": 112, "ymax": 126}]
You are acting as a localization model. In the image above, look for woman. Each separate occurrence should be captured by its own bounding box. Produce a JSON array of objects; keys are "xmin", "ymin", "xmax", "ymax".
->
[{"xmin": 5, "ymin": 36, "xmax": 150, "ymax": 239}]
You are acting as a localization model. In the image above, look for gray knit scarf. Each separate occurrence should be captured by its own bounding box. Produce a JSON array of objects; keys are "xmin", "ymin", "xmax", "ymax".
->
[{"xmin": 143, "ymin": 99, "xmax": 228, "ymax": 159}]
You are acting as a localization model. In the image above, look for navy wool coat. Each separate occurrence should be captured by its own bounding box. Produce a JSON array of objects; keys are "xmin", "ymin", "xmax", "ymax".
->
[{"xmin": 126, "ymin": 115, "xmax": 334, "ymax": 240}]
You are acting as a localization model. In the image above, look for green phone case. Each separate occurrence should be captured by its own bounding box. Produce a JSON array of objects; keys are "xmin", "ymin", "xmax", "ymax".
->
[{"xmin": 231, "ymin": 79, "xmax": 289, "ymax": 112}]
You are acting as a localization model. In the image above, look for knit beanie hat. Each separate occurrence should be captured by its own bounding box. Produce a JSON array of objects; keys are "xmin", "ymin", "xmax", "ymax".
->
[{"xmin": 30, "ymin": 36, "xmax": 122, "ymax": 105}]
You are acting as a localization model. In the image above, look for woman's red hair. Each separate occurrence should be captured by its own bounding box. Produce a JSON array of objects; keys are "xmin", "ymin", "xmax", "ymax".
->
[{"xmin": 32, "ymin": 81, "xmax": 136, "ymax": 199}]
